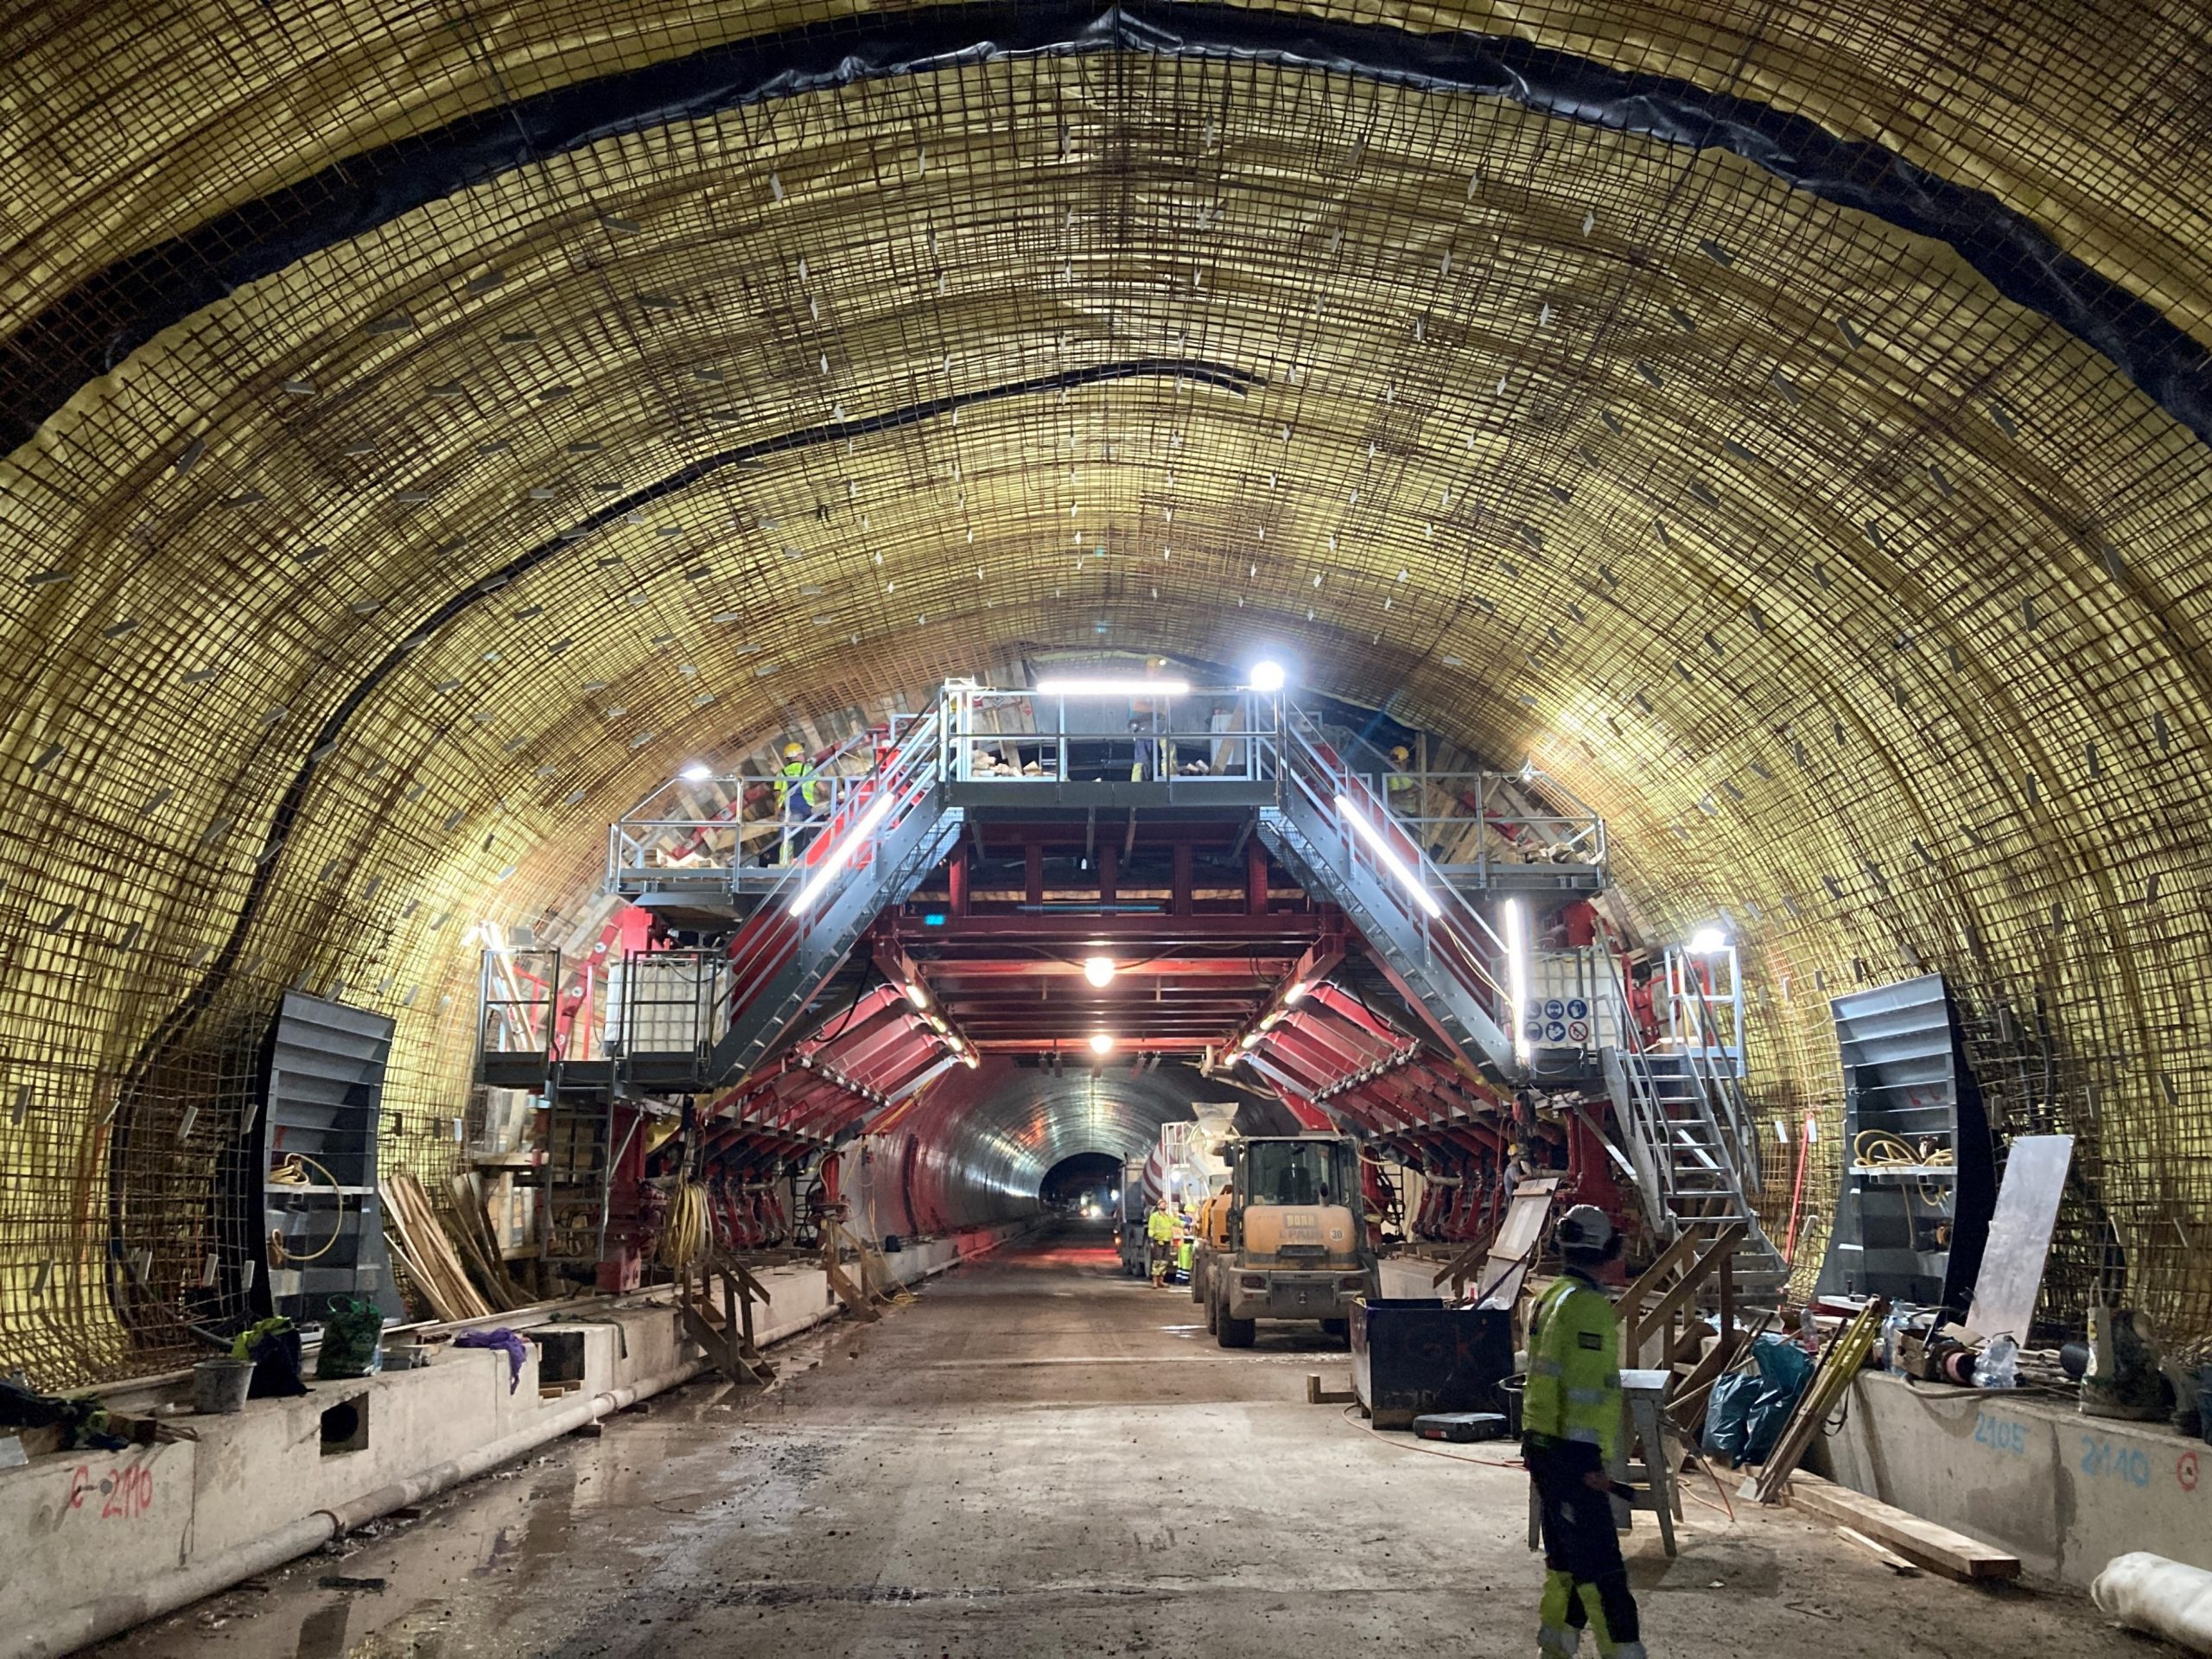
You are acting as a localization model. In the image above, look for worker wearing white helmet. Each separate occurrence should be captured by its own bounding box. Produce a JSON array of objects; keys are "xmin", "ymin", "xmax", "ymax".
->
[{"xmin": 1523, "ymin": 1204, "xmax": 1644, "ymax": 1657}]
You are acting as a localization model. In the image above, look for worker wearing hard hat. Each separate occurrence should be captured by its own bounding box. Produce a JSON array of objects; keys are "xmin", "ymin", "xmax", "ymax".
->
[
  {"xmin": 1385, "ymin": 744, "xmax": 1421, "ymax": 819},
  {"xmin": 774, "ymin": 741, "xmax": 817, "ymax": 864},
  {"xmin": 1145, "ymin": 1201, "xmax": 1176, "ymax": 1287},
  {"xmin": 1522, "ymin": 1205, "xmax": 1644, "ymax": 1658}
]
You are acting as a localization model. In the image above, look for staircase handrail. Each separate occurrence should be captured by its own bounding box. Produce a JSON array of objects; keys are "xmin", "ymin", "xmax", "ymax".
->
[
  {"xmin": 1599, "ymin": 957, "xmax": 1682, "ymax": 1215},
  {"xmin": 714, "ymin": 707, "xmax": 946, "ymax": 1040},
  {"xmin": 1675, "ymin": 975, "xmax": 1764, "ymax": 1193},
  {"xmin": 1279, "ymin": 701, "xmax": 1511, "ymax": 1025}
]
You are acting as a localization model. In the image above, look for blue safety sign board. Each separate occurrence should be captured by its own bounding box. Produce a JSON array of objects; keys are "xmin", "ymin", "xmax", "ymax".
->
[
  {"xmin": 1543, "ymin": 998, "xmax": 1566, "ymax": 1021},
  {"xmin": 1544, "ymin": 1020, "xmax": 1567, "ymax": 1043},
  {"xmin": 1566, "ymin": 998, "xmax": 1589, "ymax": 1020},
  {"xmin": 1522, "ymin": 1019, "xmax": 1547, "ymax": 1041}
]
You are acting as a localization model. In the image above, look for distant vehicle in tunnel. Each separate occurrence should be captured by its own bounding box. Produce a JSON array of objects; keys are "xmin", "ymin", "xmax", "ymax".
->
[{"xmin": 1206, "ymin": 1135, "xmax": 1374, "ymax": 1346}]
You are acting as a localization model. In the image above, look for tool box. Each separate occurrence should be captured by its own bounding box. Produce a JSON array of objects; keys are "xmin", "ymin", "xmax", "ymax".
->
[{"xmin": 1412, "ymin": 1411, "xmax": 1509, "ymax": 1443}]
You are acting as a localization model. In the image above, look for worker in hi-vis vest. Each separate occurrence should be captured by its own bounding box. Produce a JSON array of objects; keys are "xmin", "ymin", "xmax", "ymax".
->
[
  {"xmin": 1146, "ymin": 1202, "xmax": 1176, "ymax": 1287},
  {"xmin": 774, "ymin": 741, "xmax": 817, "ymax": 863},
  {"xmin": 1522, "ymin": 1204, "xmax": 1644, "ymax": 1658}
]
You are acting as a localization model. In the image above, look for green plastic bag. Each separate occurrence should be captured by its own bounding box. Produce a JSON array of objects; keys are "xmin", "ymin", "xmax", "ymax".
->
[{"xmin": 315, "ymin": 1296, "xmax": 386, "ymax": 1379}]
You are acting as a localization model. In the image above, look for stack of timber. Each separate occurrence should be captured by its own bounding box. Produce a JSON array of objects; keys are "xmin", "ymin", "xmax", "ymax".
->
[{"xmin": 379, "ymin": 1170, "xmax": 527, "ymax": 1322}]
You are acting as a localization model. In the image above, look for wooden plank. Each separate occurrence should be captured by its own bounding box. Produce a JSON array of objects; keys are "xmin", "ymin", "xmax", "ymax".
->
[
  {"xmin": 1428, "ymin": 1230, "xmax": 1491, "ymax": 1290},
  {"xmin": 1786, "ymin": 1473, "xmax": 2018, "ymax": 1582},
  {"xmin": 1617, "ymin": 1224, "xmax": 1712, "ymax": 1322},
  {"xmin": 1626, "ymin": 1224, "xmax": 1745, "ymax": 1357},
  {"xmin": 380, "ymin": 1173, "xmax": 491, "ymax": 1322},
  {"xmin": 818, "ymin": 1223, "xmax": 881, "ymax": 1322},
  {"xmin": 1833, "ymin": 1525, "xmax": 1923, "ymax": 1576}
]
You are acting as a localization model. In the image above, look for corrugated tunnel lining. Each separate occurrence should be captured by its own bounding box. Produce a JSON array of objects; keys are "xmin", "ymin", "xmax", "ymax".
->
[
  {"xmin": 9, "ymin": 0, "xmax": 2209, "ymax": 452},
  {"xmin": 3, "ymin": 27, "xmax": 2208, "ymax": 1386}
]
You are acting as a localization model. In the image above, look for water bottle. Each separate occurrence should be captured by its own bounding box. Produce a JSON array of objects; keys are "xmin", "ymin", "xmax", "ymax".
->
[
  {"xmin": 1880, "ymin": 1303, "xmax": 1915, "ymax": 1373},
  {"xmin": 1974, "ymin": 1333, "xmax": 2019, "ymax": 1389}
]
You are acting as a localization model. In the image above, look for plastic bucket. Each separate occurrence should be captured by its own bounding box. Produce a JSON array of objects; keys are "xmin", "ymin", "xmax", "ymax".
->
[{"xmin": 193, "ymin": 1357, "xmax": 254, "ymax": 1414}]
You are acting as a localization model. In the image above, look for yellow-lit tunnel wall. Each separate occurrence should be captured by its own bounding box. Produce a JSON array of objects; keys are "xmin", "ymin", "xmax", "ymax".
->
[{"xmin": 3, "ymin": 0, "xmax": 2210, "ymax": 1385}]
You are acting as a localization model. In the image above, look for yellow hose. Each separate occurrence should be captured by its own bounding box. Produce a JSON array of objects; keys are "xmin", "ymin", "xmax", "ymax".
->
[
  {"xmin": 1853, "ymin": 1130, "xmax": 1953, "ymax": 1210},
  {"xmin": 658, "ymin": 1180, "xmax": 710, "ymax": 1268}
]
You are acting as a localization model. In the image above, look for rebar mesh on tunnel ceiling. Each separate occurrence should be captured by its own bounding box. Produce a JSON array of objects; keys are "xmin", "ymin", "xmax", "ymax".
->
[{"xmin": 3, "ymin": 40, "xmax": 2211, "ymax": 1382}]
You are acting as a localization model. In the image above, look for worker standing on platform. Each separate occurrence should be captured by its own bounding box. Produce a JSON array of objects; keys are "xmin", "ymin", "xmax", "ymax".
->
[
  {"xmin": 1146, "ymin": 1200, "xmax": 1176, "ymax": 1287},
  {"xmin": 1522, "ymin": 1205, "xmax": 1644, "ymax": 1658},
  {"xmin": 774, "ymin": 741, "xmax": 817, "ymax": 864}
]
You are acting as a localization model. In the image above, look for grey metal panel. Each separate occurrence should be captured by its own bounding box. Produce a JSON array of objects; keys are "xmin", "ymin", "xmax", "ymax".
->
[
  {"xmin": 259, "ymin": 991, "xmax": 404, "ymax": 1325},
  {"xmin": 1816, "ymin": 973, "xmax": 1993, "ymax": 1310}
]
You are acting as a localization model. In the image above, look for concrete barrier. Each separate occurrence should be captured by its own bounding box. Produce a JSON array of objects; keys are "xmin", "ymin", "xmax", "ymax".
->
[
  {"xmin": 0, "ymin": 1224, "xmax": 1024, "ymax": 1658},
  {"xmin": 1812, "ymin": 1370, "xmax": 2211, "ymax": 1587}
]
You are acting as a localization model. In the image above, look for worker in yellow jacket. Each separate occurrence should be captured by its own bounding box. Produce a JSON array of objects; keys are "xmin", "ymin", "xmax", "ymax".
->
[
  {"xmin": 1146, "ymin": 1202, "xmax": 1177, "ymax": 1287},
  {"xmin": 1522, "ymin": 1205, "xmax": 1644, "ymax": 1658}
]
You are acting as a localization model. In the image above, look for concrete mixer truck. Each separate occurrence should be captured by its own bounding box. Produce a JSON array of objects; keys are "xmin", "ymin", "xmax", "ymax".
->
[{"xmin": 1115, "ymin": 1109, "xmax": 1236, "ymax": 1279}]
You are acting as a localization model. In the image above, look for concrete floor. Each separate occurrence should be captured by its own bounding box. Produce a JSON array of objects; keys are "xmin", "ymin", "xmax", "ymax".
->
[{"xmin": 97, "ymin": 1225, "xmax": 2158, "ymax": 1657}]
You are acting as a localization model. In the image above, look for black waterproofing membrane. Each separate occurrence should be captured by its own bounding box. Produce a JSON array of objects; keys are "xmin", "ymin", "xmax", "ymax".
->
[{"xmin": 4, "ymin": 1, "xmax": 2209, "ymax": 451}]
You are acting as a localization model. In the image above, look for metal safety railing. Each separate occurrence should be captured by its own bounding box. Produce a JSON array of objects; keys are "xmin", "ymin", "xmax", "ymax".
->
[
  {"xmin": 607, "ymin": 681, "xmax": 1611, "ymax": 903},
  {"xmin": 1669, "ymin": 957, "xmax": 1764, "ymax": 1196},
  {"xmin": 1299, "ymin": 719, "xmax": 1606, "ymax": 883},
  {"xmin": 1664, "ymin": 944, "xmax": 1746, "ymax": 1072},
  {"xmin": 1274, "ymin": 700, "xmax": 1520, "ymax": 1065},
  {"xmin": 938, "ymin": 680, "xmax": 1281, "ymax": 790},
  {"xmin": 479, "ymin": 945, "xmax": 560, "ymax": 1061},
  {"xmin": 577, "ymin": 680, "xmax": 1620, "ymax": 1086},
  {"xmin": 607, "ymin": 724, "xmax": 887, "ymax": 893}
]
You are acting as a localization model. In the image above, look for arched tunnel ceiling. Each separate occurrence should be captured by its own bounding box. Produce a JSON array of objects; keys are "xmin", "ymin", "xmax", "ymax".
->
[{"xmin": 3, "ymin": 0, "xmax": 2211, "ymax": 1383}]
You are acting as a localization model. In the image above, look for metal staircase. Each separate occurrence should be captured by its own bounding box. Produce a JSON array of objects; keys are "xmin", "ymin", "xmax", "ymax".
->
[
  {"xmin": 1259, "ymin": 702, "xmax": 1522, "ymax": 1082},
  {"xmin": 1602, "ymin": 964, "xmax": 1788, "ymax": 1300},
  {"xmin": 688, "ymin": 706, "xmax": 960, "ymax": 1089}
]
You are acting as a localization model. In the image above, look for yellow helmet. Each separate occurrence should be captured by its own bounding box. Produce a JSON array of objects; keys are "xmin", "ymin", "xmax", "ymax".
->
[
  {"xmin": 783, "ymin": 742, "xmax": 804, "ymax": 759},
  {"xmin": 1391, "ymin": 746, "xmax": 1411, "ymax": 765}
]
